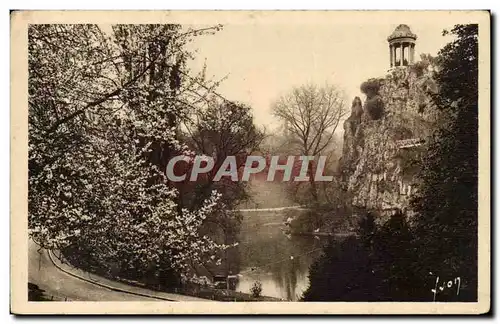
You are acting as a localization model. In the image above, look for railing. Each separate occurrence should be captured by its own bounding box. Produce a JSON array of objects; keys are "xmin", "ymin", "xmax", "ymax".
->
[
  {"xmin": 396, "ymin": 138, "xmax": 425, "ymax": 149},
  {"xmin": 231, "ymin": 206, "xmax": 309, "ymax": 213}
]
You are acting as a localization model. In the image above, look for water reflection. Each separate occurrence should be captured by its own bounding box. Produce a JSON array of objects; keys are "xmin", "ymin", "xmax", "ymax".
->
[{"xmin": 233, "ymin": 211, "xmax": 326, "ymax": 301}]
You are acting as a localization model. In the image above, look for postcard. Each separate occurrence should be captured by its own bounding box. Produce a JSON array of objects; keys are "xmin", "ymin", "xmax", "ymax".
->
[{"xmin": 10, "ymin": 10, "xmax": 490, "ymax": 315}]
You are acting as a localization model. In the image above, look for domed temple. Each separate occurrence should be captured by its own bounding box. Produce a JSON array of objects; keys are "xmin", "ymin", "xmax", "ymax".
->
[{"xmin": 388, "ymin": 24, "xmax": 417, "ymax": 68}]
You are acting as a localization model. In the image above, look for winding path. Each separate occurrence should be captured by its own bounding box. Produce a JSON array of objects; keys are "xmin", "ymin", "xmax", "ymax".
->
[
  {"xmin": 28, "ymin": 240, "xmax": 210, "ymax": 301},
  {"xmin": 27, "ymin": 207, "xmax": 312, "ymax": 301}
]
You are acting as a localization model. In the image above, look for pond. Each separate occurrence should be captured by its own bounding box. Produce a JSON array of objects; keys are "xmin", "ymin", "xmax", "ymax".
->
[{"xmin": 232, "ymin": 210, "xmax": 327, "ymax": 301}]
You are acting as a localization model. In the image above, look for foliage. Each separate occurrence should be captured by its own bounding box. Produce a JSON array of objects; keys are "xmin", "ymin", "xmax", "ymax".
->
[
  {"xmin": 411, "ymin": 55, "xmax": 439, "ymax": 114},
  {"xmin": 392, "ymin": 125, "xmax": 414, "ymax": 140},
  {"xmin": 360, "ymin": 78, "xmax": 381, "ymax": 98},
  {"xmin": 28, "ymin": 24, "xmax": 236, "ymax": 283},
  {"xmin": 250, "ymin": 280, "xmax": 263, "ymax": 298},
  {"xmin": 363, "ymin": 96, "xmax": 385, "ymax": 120},
  {"xmin": 183, "ymin": 99, "xmax": 265, "ymax": 211},
  {"xmin": 302, "ymin": 211, "xmax": 381, "ymax": 301},
  {"xmin": 302, "ymin": 210, "xmax": 425, "ymax": 301},
  {"xmin": 410, "ymin": 24, "xmax": 479, "ymax": 301},
  {"xmin": 303, "ymin": 24, "xmax": 479, "ymax": 303},
  {"xmin": 395, "ymin": 147, "xmax": 424, "ymax": 180},
  {"xmin": 360, "ymin": 78, "xmax": 384, "ymax": 120},
  {"xmin": 177, "ymin": 99, "xmax": 266, "ymax": 273},
  {"xmin": 411, "ymin": 53, "xmax": 440, "ymax": 77}
]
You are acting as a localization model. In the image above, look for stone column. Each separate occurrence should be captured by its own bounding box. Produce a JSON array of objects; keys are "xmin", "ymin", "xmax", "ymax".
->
[
  {"xmin": 405, "ymin": 43, "xmax": 409, "ymax": 65},
  {"xmin": 400, "ymin": 42, "xmax": 405, "ymax": 66},
  {"xmin": 395, "ymin": 43, "xmax": 399, "ymax": 66},
  {"xmin": 393, "ymin": 45, "xmax": 397, "ymax": 66},
  {"xmin": 401, "ymin": 43, "xmax": 405, "ymax": 66},
  {"xmin": 399, "ymin": 43, "xmax": 403, "ymax": 66},
  {"xmin": 408, "ymin": 44, "xmax": 411, "ymax": 64},
  {"xmin": 410, "ymin": 44, "xmax": 415, "ymax": 64},
  {"xmin": 389, "ymin": 44, "xmax": 393, "ymax": 67},
  {"xmin": 396, "ymin": 43, "xmax": 402, "ymax": 66}
]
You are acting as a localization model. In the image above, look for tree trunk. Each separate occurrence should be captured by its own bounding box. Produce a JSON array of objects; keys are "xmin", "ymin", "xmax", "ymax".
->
[{"xmin": 308, "ymin": 160, "xmax": 319, "ymax": 202}]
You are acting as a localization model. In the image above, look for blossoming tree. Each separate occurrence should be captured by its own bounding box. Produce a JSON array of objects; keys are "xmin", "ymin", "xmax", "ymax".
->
[{"xmin": 28, "ymin": 24, "xmax": 233, "ymax": 284}]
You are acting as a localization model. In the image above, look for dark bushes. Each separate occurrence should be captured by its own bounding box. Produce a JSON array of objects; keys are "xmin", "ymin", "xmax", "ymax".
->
[
  {"xmin": 410, "ymin": 60, "xmax": 429, "ymax": 77},
  {"xmin": 364, "ymin": 96, "xmax": 384, "ymax": 120},
  {"xmin": 302, "ymin": 210, "xmax": 422, "ymax": 301},
  {"xmin": 360, "ymin": 79, "xmax": 385, "ymax": 120},
  {"xmin": 360, "ymin": 79, "xmax": 381, "ymax": 97}
]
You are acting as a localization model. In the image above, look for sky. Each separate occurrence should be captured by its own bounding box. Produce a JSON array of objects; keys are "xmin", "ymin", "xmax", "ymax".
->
[{"xmin": 186, "ymin": 20, "xmax": 457, "ymax": 132}]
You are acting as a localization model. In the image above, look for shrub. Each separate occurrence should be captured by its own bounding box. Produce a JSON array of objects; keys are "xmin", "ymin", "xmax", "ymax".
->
[
  {"xmin": 364, "ymin": 96, "xmax": 385, "ymax": 120},
  {"xmin": 360, "ymin": 79, "xmax": 381, "ymax": 98},
  {"xmin": 410, "ymin": 60, "xmax": 429, "ymax": 77},
  {"xmin": 250, "ymin": 280, "xmax": 263, "ymax": 298},
  {"xmin": 422, "ymin": 77, "xmax": 438, "ymax": 94},
  {"xmin": 302, "ymin": 210, "xmax": 423, "ymax": 302}
]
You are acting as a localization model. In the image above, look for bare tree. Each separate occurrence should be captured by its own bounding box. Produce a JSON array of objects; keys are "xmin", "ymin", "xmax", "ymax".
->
[{"xmin": 271, "ymin": 84, "xmax": 348, "ymax": 201}]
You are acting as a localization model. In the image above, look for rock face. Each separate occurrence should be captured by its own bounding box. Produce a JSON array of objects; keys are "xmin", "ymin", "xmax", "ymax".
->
[{"xmin": 340, "ymin": 67, "xmax": 440, "ymax": 221}]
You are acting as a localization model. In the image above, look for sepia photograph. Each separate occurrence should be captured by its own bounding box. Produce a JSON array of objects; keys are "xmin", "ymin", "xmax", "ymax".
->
[{"xmin": 10, "ymin": 10, "xmax": 490, "ymax": 314}]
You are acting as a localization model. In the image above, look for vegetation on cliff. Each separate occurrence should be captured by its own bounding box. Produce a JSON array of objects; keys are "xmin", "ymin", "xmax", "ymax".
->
[
  {"xmin": 304, "ymin": 24, "xmax": 478, "ymax": 301},
  {"xmin": 360, "ymin": 79, "xmax": 385, "ymax": 120},
  {"xmin": 340, "ymin": 54, "xmax": 441, "ymax": 214}
]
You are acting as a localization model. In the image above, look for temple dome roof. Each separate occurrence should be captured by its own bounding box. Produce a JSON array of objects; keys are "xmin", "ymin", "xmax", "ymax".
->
[{"xmin": 387, "ymin": 24, "xmax": 417, "ymax": 42}]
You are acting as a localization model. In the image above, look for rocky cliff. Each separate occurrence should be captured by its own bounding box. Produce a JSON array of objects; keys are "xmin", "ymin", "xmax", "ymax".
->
[{"xmin": 339, "ymin": 66, "xmax": 440, "ymax": 221}]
